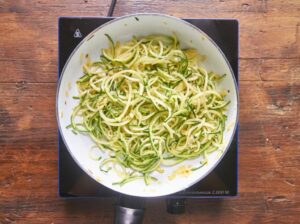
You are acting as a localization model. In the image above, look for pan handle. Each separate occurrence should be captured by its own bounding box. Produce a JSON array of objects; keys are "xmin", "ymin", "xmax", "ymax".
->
[{"xmin": 114, "ymin": 195, "xmax": 145, "ymax": 224}]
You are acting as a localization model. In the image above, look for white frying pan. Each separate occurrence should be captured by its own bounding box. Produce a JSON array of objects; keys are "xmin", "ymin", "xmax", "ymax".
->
[{"xmin": 56, "ymin": 13, "xmax": 238, "ymax": 216}]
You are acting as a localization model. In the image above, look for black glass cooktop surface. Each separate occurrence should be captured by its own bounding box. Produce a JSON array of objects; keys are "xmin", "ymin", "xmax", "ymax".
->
[{"xmin": 58, "ymin": 17, "xmax": 239, "ymax": 198}]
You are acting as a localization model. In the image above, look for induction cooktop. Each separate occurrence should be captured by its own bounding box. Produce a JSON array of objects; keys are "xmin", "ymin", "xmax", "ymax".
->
[{"xmin": 58, "ymin": 17, "xmax": 239, "ymax": 200}]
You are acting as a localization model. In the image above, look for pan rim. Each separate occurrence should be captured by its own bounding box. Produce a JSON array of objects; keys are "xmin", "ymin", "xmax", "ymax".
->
[{"xmin": 56, "ymin": 13, "xmax": 239, "ymax": 197}]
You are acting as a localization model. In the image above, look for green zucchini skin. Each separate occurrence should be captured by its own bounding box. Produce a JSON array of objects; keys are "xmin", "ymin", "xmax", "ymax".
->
[{"xmin": 69, "ymin": 34, "xmax": 229, "ymax": 186}]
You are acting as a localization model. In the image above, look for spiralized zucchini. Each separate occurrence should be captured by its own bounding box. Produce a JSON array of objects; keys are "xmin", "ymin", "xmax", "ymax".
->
[{"xmin": 69, "ymin": 34, "xmax": 229, "ymax": 186}]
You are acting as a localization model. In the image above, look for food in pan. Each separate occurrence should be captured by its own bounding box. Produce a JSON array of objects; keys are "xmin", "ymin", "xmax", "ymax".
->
[{"xmin": 68, "ymin": 34, "xmax": 229, "ymax": 185}]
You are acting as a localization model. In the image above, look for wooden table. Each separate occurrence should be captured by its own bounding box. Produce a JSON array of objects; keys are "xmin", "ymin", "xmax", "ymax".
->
[{"xmin": 0, "ymin": 0, "xmax": 299, "ymax": 223}]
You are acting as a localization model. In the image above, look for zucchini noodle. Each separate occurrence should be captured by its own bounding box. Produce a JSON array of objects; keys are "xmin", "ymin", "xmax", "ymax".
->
[{"xmin": 70, "ymin": 34, "xmax": 229, "ymax": 185}]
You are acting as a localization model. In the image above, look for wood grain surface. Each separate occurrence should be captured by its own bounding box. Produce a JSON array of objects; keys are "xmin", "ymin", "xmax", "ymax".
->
[{"xmin": 0, "ymin": 0, "xmax": 299, "ymax": 223}]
